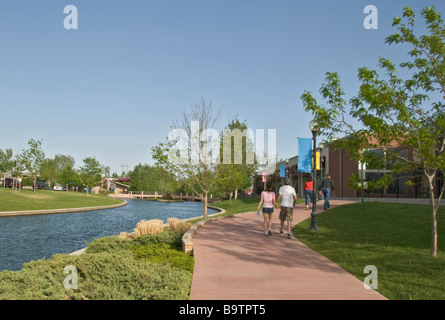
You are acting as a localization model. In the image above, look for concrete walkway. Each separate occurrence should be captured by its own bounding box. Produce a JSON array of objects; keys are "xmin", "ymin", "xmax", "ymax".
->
[{"xmin": 190, "ymin": 200, "xmax": 387, "ymax": 300}]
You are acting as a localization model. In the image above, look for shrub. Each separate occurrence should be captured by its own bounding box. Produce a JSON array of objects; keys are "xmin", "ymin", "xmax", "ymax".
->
[
  {"xmin": 130, "ymin": 243, "xmax": 194, "ymax": 273},
  {"xmin": 133, "ymin": 219, "xmax": 164, "ymax": 237},
  {"xmin": 86, "ymin": 236, "xmax": 132, "ymax": 254},
  {"xmin": 133, "ymin": 230, "xmax": 183, "ymax": 250},
  {"xmin": 167, "ymin": 217, "xmax": 192, "ymax": 233},
  {"xmin": 0, "ymin": 245, "xmax": 192, "ymax": 300},
  {"xmin": 163, "ymin": 192, "xmax": 173, "ymax": 200},
  {"xmin": 0, "ymin": 226, "xmax": 194, "ymax": 300}
]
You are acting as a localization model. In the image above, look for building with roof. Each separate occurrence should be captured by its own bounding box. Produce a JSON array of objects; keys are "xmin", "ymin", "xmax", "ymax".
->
[{"xmin": 254, "ymin": 143, "xmax": 441, "ymax": 200}]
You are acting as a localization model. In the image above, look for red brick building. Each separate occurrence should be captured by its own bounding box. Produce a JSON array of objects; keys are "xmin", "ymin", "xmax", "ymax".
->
[{"xmin": 254, "ymin": 142, "xmax": 440, "ymax": 199}]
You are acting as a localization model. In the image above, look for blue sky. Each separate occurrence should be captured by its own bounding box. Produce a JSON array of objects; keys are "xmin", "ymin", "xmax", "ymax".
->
[{"xmin": 0, "ymin": 0, "xmax": 443, "ymax": 175}]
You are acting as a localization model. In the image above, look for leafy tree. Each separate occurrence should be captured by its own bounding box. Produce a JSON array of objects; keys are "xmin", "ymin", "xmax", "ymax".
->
[
  {"xmin": 39, "ymin": 158, "xmax": 58, "ymax": 187},
  {"xmin": 79, "ymin": 157, "xmax": 103, "ymax": 194},
  {"xmin": 301, "ymin": 6, "xmax": 444, "ymax": 257},
  {"xmin": 217, "ymin": 118, "xmax": 257, "ymax": 203},
  {"xmin": 54, "ymin": 154, "xmax": 75, "ymax": 172},
  {"xmin": 13, "ymin": 153, "xmax": 26, "ymax": 191},
  {"xmin": 128, "ymin": 163, "xmax": 158, "ymax": 191},
  {"xmin": 0, "ymin": 148, "xmax": 14, "ymax": 188},
  {"xmin": 155, "ymin": 167, "xmax": 178, "ymax": 193},
  {"xmin": 21, "ymin": 138, "xmax": 45, "ymax": 192},
  {"xmin": 58, "ymin": 165, "xmax": 80, "ymax": 190}
]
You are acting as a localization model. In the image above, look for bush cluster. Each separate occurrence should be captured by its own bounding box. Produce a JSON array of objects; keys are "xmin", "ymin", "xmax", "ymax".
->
[{"xmin": 0, "ymin": 230, "xmax": 193, "ymax": 300}]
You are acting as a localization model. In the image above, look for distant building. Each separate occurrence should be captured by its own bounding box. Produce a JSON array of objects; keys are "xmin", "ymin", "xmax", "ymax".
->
[{"xmin": 93, "ymin": 177, "xmax": 131, "ymax": 194}]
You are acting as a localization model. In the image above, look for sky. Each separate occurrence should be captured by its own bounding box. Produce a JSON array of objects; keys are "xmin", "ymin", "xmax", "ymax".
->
[{"xmin": 0, "ymin": 0, "xmax": 444, "ymax": 175}]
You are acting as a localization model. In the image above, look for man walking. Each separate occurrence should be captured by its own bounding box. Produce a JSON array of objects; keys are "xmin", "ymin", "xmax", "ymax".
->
[
  {"xmin": 320, "ymin": 174, "xmax": 335, "ymax": 210},
  {"xmin": 277, "ymin": 178, "xmax": 298, "ymax": 239}
]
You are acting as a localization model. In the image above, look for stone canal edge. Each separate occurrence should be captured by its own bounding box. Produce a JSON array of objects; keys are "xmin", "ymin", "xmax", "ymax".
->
[{"xmin": 0, "ymin": 199, "xmax": 128, "ymax": 218}]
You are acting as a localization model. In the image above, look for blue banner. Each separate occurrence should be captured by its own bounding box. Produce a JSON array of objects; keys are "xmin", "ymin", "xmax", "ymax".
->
[
  {"xmin": 280, "ymin": 164, "xmax": 285, "ymax": 178},
  {"xmin": 297, "ymin": 138, "xmax": 312, "ymax": 173}
]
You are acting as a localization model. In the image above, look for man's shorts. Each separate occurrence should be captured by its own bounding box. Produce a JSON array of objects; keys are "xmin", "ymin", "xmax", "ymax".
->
[{"xmin": 279, "ymin": 206, "xmax": 293, "ymax": 222}]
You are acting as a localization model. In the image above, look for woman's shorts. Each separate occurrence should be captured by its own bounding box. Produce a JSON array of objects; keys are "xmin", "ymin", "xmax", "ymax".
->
[
  {"xmin": 279, "ymin": 206, "xmax": 293, "ymax": 221},
  {"xmin": 262, "ymin": 207, "xmax": 274, "ymax": 214}
]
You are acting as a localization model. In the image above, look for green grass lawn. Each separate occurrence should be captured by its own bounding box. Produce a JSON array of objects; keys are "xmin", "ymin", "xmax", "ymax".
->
[
  {"xmin": 193, "ymin": 197, "xmax": 305, "ymax": 222},
  {"xmin": 0, "ymin": 188, "xmax": 123, "ymax": 212},
  {"xmin": 294, "ymin": 202, "xmax": 445, "ymax": 300},
  {"xmin": 210, "ymin": 197, "xmax": 260, "ymax": 215}
]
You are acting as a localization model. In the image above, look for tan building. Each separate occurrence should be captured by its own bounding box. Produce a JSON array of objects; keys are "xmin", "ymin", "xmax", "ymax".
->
[{"xmin": 93, "ymin": 177, "xmax": 130, "ymax": 194}]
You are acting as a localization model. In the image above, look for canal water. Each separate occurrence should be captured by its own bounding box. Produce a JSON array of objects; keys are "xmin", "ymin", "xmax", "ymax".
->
[{"xmin": 0, "ymin": 199, "xmax": 218, "ymax": 272}]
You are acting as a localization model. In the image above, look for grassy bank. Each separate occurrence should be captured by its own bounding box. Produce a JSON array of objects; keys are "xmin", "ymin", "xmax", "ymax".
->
[
  {"xmin": 0, "ymin": 188, "xmax": 123, "ymax": 212},
  {"xmin": 294, "ymin": 202, "xmax": 445, "ymax": 300}
]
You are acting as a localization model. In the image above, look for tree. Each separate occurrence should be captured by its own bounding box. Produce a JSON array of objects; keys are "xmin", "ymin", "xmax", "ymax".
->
[
  {"xmin": 217, "ymin": 117, "xmax": 257, "ymax": 203},
  {"xmin": 54, "ymin": 154, "xmax": 75, "ymax": 170},
  {"xmin": 128, "ymin": 163, "xmax": 158, "ymax": 191},
  {"xmin": 21, "ymin": 138, "xmax": 45, "ymax": 192},
  {"xmin": 0, "ymin": 148, "xmax": 14, "ymax": 188},
  {"xmin": 58, "ymin": 165, "xmax": 80, "ymax": 190},
  {"xmin": 39, "ymin": 158, "xmax": 58, "ymax": 187},
  {"xmin": 152, "ymin": 99, "xmax": 223, "ymax": 219},
  {"xmin": 301, "ymin": 6, "xmax": 444, "ymax": 257},
  {"xmin": 79, "ymin": 157, "xmax": 103, "ymax": 194},
  {"xmin": 13, "ymin": 153, "xmax": 25, "ymax": 192}
]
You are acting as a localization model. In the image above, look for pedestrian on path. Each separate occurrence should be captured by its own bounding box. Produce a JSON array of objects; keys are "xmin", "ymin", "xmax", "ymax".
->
[
  {"xmin": 320, "ymin": 174, "xmax": 335, "ymax": 210},
  {"xmin": 276, "ymin": 178, "xmax": 297, "ymax": 238},
  {"xmin": 304, "ymin": 176, "xmax": 314, "ymax": 210},
  {"xmin": 257, "ymin": 182, "xmax": 280, "ymax": 236}
]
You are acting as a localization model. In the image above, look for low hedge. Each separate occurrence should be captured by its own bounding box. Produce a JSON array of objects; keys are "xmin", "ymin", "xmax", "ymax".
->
[{"xmin": 0, "ymin": 231, "xmax": 193, "ymax": 300}]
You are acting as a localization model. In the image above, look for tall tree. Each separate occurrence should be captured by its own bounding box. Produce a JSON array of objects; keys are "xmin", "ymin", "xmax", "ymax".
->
[
  {"xmin": 301, "ymin": 6, "xmax": 445, "ymax": 257},
  {"xmin": 21, "ymin": 138, "xmax": 45, "ymax": 192},
  {"xmin": 54, "ymin": 154, "xmax": 75, "ymax": 172},
  {"xmin": 152, "ymin": 99, "xmax": 223, "ymax": 219},
  {"xmin": 0, "ymin": 148, "xmax": 14, "ymax": 188},
  {"xmin": 217, "ymin": 117, "xmax": 257, "ymax": 203},
  {"xmin": 79, "ymin": 157, "xmax": 103, "ymax": 194},
  {"xmin": 58, "ymin": 165, "xmax": 80, "ymax": 190},
  {"xmin": 39, "ymin": 158, "xmax": 58, "ymax": 187},
  {"xmin": 128, "ymin": 163, "xmax": 158, "ymax": 191}
]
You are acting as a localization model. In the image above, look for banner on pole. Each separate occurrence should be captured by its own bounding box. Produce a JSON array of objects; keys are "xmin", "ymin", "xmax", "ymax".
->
[
  {"xmin": 280, "ymin": 165, "xmax": 285, "ymax": 178},
  {"xmin": 297, "ymin": 138, "xmax": 312, "ymax": 173}
]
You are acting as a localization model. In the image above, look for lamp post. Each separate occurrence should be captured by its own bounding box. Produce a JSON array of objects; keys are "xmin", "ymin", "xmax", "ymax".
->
[{"xmin": 308, "ymin": 120, "xmax": 319, "ymax": 231}]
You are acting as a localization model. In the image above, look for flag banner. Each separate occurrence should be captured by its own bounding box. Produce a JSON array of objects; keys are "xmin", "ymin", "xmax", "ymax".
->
[
  {"xmin": 280, "ymin": 165, "xmax": 285, "ymax": 178},
  {"xmin": 297, "ymin": 138, "xmax": 312, "ymax": 173}
]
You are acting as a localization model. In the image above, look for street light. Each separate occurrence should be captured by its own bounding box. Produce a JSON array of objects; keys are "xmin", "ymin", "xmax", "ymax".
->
[{"xmin": 308, "ymin": 120, "xmax": 319, "ymax": 231}]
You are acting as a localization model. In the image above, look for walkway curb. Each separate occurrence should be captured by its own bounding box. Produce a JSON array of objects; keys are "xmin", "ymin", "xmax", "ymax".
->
[{"xmin": 182, "ymin": 206, "xmax": 226, "ymax": 253}]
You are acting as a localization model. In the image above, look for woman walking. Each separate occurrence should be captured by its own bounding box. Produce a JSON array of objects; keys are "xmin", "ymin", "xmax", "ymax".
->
[
  {"xmin": 257, "ymin": 182, "xmax": 280, "ymax": 236},
  {"xmin": 304, "ymin": 176, "xmax": 314, "ymax": 210}
]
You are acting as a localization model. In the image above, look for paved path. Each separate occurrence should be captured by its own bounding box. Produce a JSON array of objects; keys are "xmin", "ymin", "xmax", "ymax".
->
[{"xmin": 190, "ymin": 200, "xmax": 387, "ymax": 300}]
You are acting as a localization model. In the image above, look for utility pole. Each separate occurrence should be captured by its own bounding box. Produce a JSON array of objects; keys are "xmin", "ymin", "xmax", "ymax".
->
[{"xmin": 120, "ymin": 164, "xmax": 129, "ymax": 177}]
